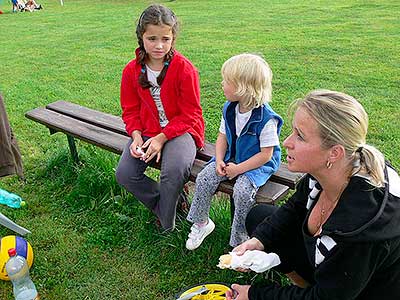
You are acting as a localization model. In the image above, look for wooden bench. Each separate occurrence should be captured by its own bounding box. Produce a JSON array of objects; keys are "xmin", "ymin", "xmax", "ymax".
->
[{"xmin": 25, "ymin": 101, "xmax": 305, "ymax": 207}]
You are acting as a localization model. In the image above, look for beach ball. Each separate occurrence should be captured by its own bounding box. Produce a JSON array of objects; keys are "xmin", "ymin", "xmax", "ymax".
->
[{"xmin": 0, "ymin": 235, "xmax": 34, "ymax": 281}]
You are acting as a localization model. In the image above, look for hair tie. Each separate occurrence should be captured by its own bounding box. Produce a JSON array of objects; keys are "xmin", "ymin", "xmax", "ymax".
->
[
  {"xmin": 141, "ymin": 67, "xmax": 146, "ymax": 74},
  {"xmin": 356, "ymin": 146, "xmax": 363, "ymax": 153},
  {"xmin": 164, "ymin": 61, "xmax": 169, "ymax": 67}
]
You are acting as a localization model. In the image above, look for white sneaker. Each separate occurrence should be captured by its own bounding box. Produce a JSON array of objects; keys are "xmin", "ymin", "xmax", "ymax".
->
[{"xmin": 185, "ymin": 219, "xmax": 215, "ymax": 250}]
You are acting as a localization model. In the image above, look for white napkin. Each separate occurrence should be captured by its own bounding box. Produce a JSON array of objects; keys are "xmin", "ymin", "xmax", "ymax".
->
[{"xmin": 228, "ymin": 250, "xmax": 281, "ymax": 273}]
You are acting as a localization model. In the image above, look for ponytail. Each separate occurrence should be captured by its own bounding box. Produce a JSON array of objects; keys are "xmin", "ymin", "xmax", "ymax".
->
[{"xmin": 351, "ymin": 145, "xmax": 385, "ymax": 187}]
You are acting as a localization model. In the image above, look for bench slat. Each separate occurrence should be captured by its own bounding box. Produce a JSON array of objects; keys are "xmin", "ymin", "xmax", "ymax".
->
[
  {"xmin": 46, "ymin": 100, "xmax": 127, "ymax": 136},
  {"xmin": 25, "ymin": 108, "xmax": 129, "ymax": 154},
  {"xmin": 271, "ymin": 167, "xmax": 304, "ymax": 189}
]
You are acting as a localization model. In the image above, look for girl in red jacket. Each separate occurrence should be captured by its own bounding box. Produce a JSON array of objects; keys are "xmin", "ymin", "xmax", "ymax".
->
[{"xmin": 116, "ymin": 4, "xmax": 205, "ymax": 231}]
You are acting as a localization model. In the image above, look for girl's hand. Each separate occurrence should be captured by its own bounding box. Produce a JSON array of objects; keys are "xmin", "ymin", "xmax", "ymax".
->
[
  {"xmin": 226, "ymin": 284, "xmax": 250, "ymax": 300},
  {"xmin": 216, "ymin": 160, "xmax": 227, "ymax": 176},
  {"xmin": 232, "ymin": 237, "xmax": 264, "ymax": 256},
  {"xmin": 142, "ymin": 133, "xmax": 167, "ymax": 163},
  {"xmin": 129, "ymin": 134, "xmax": 144, "ymax": 158},
  {"xmin": 225, "ymin": 162, "xmax": 242, "ymax": 180}
]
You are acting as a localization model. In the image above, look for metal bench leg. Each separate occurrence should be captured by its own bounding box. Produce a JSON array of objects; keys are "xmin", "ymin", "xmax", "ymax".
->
[{"xmin": 67, "ymin": 135, "xmax": 79, "ymax": 163}]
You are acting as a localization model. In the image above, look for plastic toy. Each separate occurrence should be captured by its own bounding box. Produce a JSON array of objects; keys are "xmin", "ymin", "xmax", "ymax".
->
[
  {"xmin": 0, "ymin": 213, "xmax": 31, "ymax": 235},
  {"xmin": 175, "ymin": 283, "xmax": 230, "ymax": 300},
  {"xmin": 0, "ymin": 235, "xmax": 34, "ymax": 281}
]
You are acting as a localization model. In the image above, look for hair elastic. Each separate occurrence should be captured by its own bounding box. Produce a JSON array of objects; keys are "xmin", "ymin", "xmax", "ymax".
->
[
  {"xmin": 141, "ymin": 67, "xmax": 146, "ymax": 74},
  {"xmin": 164, "ymin": 61, "xmax": 169, "ymax": 66}
]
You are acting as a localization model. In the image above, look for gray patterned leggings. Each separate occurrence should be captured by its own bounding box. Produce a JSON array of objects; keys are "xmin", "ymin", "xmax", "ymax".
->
[{"xmin": 187, "ymin": 161, "xmax": 258, "ymax": 247}]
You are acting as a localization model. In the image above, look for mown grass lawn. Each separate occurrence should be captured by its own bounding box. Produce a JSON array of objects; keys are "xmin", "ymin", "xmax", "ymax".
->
[{"xmin": 0, "ymin": 0, "xmax": 399, "ymax": 299}]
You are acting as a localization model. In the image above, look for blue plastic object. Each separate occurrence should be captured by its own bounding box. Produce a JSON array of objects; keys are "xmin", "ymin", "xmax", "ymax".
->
[{"xmin": 0, "ymin": 188, "xmax": 22, "ymax": 208}]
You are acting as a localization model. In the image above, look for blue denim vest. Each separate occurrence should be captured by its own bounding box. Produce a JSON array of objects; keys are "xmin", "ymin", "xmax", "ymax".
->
[{"xmin": 222, "ymin": 101, "xmax": 283, "ymax": 187}]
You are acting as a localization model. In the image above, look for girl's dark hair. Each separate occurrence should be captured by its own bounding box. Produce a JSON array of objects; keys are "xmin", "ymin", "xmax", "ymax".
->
[{"xmin": 136, "ymin": 4, "xmax": 179, "ymax": 88}]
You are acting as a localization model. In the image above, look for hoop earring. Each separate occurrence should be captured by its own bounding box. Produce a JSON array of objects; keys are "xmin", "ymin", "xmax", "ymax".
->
[{"xmin": 326, "ymin": 161, "xmax": 333, "ymax": 169}]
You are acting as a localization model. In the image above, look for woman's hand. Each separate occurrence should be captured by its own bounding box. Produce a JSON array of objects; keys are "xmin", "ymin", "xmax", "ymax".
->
[
  {"xmin": 129, "ymin": 131, "xmax": 144, "ymax": 158},
  {"xmin": 225, "ymin": 162, "xmax": 242, "ymax": 180},
  {"xmin": 215, "ymin": 160, "xmax": 227, "ymax": 176},
  {"xmin": 233, "ymin": 237, "xmax": 264, "ymax": 255},
  {"xmin": 232, "ymin": 238, "xmax": 265, "ymax": 272},
  {"xmin": 226, "ymin": 284, "xmax": 250, "ymax": 300},
  {"xmin": 141, "ymin": 133, "xmax": 168, "ymax": 163}
]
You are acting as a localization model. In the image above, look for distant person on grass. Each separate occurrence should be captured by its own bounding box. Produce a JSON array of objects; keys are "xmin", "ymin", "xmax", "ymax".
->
[
  {"xmin": 12, "ymin": 0, "xmax": 25, "ymax": 12},
  {"xmin": 24, "ymin": 0, "xmax": 42, "ymax": 12},
  {"xmin": 115, "ymin": 4, "xmax": 205, "ymax": 232},
  {"xmin": 226, "ymin": 90, "xmax": 400, "ymax": 300},
  {"xmin": 12, "ymin": 0, "xmax": 42, "ymax": 12},
  {"xmin": 185, "ymin": 53, "xmax": 283, "ymax": 250}
]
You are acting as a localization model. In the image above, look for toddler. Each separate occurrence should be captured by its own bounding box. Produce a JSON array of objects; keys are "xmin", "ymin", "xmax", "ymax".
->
[{"xmin": 186, "ymin": 53, "xmax": 283, "ymax": 249}]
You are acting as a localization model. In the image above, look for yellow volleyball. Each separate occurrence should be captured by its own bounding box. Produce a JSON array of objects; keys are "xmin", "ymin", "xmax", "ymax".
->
[{"xmin": 0, "ymin": 235, "xmax": 34, "ymax": 281}]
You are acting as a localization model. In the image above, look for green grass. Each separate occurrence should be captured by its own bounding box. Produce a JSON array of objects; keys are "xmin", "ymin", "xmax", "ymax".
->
[{"xmin": 0, "ymin": 0, "xmax": 399, "ymax": 299}]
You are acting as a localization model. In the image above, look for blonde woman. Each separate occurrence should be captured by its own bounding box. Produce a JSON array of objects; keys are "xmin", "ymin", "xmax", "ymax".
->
[
  {"xmin": 185, "ymin": 54, "xmax": 283, "ymax": 250},
  {"xmin": 227, "ymin": 90, "xmax": 400, "ymax": 300}
]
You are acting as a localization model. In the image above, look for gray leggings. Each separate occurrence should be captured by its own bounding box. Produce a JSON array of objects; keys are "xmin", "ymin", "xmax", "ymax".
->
[
  {"xmin": 115, "ymin": 133, "xmax": 196, "ymax": 230},
  {"xmin": 187, "ymin": 161, "xmax": 258, "ymax": 247}
]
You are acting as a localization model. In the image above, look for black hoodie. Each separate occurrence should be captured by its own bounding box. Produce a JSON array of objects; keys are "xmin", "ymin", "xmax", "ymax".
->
[{"xmin": 250, "ymin": 164, "xmax": 400, "ymax": 300}]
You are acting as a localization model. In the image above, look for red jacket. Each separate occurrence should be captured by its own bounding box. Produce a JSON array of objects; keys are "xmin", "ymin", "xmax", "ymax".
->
[{"xmin": 120, "ymin": 49, "xmax": 205, "ymax": 148}]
